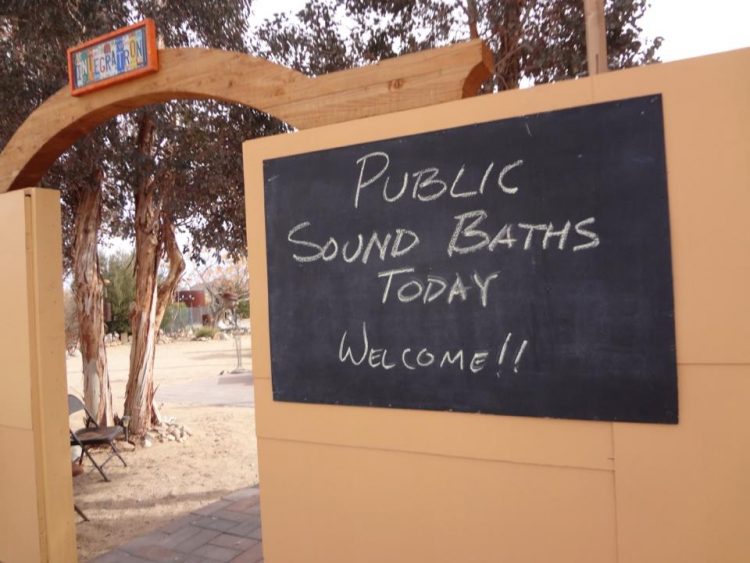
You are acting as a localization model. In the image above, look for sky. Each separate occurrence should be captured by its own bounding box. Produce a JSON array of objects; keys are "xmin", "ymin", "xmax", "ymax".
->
[{"xmin": 639, "ymin": 0, "xmax": 750, "ymax": 61}]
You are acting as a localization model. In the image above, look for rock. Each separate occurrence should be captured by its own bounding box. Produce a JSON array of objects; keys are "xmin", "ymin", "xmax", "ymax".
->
[
  {"xmin": 142, "ymin": 436, "xmax": 153, "ymax": 448},
  {"xmin": 167, "ymin": 434, "xmax": 176, "ymax": 441},
  {"xmin": 182, "ymin": 426, "xmax": 192, "ymax": 437}
]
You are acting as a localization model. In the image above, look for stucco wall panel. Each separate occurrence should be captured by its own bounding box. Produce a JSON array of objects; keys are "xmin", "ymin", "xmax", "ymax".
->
[
  {"xmin": 0, "ymin": 189, "xmax": 76, "ymax": 562},
  {"xmin": 246, "ymin": 48, "xmax": 750, "ymax": 563},
  {"xmin": 614, "ymin": 364, "xmax": 750, "ymax": 563},
  {"xmin": 259, "ymin": 438, "xmax": 617, "ymax": 563},
  {"xmin": 0, "ymin": 191, "xmax": 33, "ymax": 430}
]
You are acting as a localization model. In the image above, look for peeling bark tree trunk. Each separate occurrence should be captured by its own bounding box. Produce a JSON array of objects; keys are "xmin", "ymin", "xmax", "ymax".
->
[
  {"xmin": 73, "ymin": 186, "xmax": 114, "ymax": 426},
  {"xmin": 155, "ymin": 217, "xmax": 186, "ymax": 330},
  {"xmin": 467, "ymin": 0, "xmax": 480, "ymax": 39},
  {"xmin": 123, "ymin": 116, "xmax": 186, "ymax": 436},
  {"xmin": 150, "ymin": 216, "xmax": 186, "ymax": 427},
  {"xmin": 123, "ymin": 207, "xmax": 185, "ymax": 434},
  {"xmin": 123, "ymin": 173, "xmax": 160, "ymax": 436},
  {"xmin": 496, "ymin": 0, "xmax": 524, "ymax": 90},
  {"xmin": 124, "ymin": 115, "xmax": 160, "ymax": 436}
]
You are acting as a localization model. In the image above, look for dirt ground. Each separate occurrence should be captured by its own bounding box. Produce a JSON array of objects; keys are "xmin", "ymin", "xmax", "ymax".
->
[{"xmin": 66, "ymin": 336, "xmax": 258, "ymax": 562}]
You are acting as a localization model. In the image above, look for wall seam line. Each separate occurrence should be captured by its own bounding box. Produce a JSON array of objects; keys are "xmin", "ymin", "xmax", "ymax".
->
[
  {"xmin": 258, "ymin": 434, "xmax": 615, "ymax": 473},
  {"xmin": 611, "ymin": 422, "xmax": 621, "ymax": 563}
]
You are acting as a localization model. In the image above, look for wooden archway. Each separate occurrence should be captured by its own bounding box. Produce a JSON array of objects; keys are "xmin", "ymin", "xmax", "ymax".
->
[
  {"xmin": 0, "ymin": 40, "xmax": 490, "ymax": 561},
  {"xmin": 0, "ymin": 41, "xmax": 491, "ymax": 193}
]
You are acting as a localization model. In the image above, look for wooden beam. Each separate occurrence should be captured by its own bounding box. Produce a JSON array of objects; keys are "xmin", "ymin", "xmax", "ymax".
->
[
  {"xmin": 584, "ymin": 0, "xmax": 608, "ymax": 75},
  {"xmin": 0, "ymin": 40, "xmax": 492, "ymax": 194}
]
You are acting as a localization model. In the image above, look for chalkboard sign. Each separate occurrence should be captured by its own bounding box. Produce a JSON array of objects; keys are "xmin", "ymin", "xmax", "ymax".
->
[{"xmin": 263, "ymin": 95, "xmax": 678, "ymax": 424}]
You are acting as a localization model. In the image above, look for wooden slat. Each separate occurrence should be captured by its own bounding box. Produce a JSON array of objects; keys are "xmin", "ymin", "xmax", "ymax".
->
[{"xmin": 0, "ymin": 40, "xmax": 491, "ymax": 194}]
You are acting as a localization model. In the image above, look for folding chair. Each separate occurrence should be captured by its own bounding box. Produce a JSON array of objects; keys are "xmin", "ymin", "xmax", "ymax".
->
[
  {"xmin": 74, "ymin": 504, "xmax": 89, "ymax": 522},
  {"xmin": 72, "ymin": 463, "xmax": 89, "ymax": 522},
  {"xmin": 68, "ymin": 394, "xmax": 126, "ymax": 482}
]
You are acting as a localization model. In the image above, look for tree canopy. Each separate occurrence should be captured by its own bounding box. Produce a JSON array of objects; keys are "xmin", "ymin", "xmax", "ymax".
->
[
  {"xmin": 1, "ymin": 1, "xmax": 662, "ymax": 263},
  {"xmin": 256, "ymin": 1, "xmax": 661, "ymax": 88},
  {"xmin": 0, "ymin": 0, "xmax": 662, "ymax": 431},
  {"xmin": 0, "ymin": 0, "xmax": 284, "ymax": 265}
]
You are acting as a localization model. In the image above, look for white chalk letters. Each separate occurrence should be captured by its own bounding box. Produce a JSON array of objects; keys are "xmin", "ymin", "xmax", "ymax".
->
[{"xmin": 281, "ymin": 149, "xmax": 602, "ymax": 375}]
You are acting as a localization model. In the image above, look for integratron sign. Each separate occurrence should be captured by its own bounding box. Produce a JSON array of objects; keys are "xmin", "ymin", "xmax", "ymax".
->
[{"xmin": 67, "ymin": 19, "xmax": 158, "ymax": 96}]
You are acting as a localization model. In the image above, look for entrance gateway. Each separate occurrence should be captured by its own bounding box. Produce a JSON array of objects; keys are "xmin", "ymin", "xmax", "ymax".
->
[
  {"xmin": 0, "ymin": 33, "xmax": 489, "ymax": 562},
  {"xmin": 243, "ymin": 54, "xmax": 748, "ymax": 562},
  {"xmin": 2, "ymin": 22, "xmax": 750, "ymax": 563}
]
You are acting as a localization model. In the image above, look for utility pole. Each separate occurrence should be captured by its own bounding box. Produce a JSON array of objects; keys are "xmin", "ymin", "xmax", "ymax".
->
[{"xmin": 584, "ymin": 0, "xmax": 608, "ymax": 74}]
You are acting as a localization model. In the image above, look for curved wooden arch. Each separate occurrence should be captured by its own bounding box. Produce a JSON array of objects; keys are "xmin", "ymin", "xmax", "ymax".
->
[{"xmin": 0, "ymin": 41, "xmax": 491, "ymax": 193}]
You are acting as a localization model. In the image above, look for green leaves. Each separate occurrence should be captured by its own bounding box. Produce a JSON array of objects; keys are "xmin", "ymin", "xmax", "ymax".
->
[{"xmin": 0, "ymin": 0, "xmax": 661, "ymax": 270}]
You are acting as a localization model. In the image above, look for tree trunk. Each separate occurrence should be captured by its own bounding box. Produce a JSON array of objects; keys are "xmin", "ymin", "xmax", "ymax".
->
[
  {"xmin": 155, "ymin": 216, "xmax": 186, "ymax": 329},
  {"xmin": 122, "ymin": 116, "xmax": 186, "ymax": 436},
  {"xmin": 466, "ymin": 0, "xmax": 480, "ymax": 39},
  {"xmin": 149, "ymin": 215, "xmax": 186, "ymax": 427},
  {"xmin": 73, "ymin": 186, "xmax": 114, "ymax": 426},
  {"xmin": 496, "ymin": 0, "xmax": 524, "ymax": 90},
  {"xmin": 123, "ymin": 115, "xmax": 160, "ymax": 436},
  {"xmin": 123, "ymin": 173, "xmax": 160, "ymax": 436}
]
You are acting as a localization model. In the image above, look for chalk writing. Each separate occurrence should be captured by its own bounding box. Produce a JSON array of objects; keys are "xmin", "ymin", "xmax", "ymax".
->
[
  {"xmin": 376, "ymin": 268, "xmax": 500, "ymax": 307},
  {"xmin": 338, "ymin": 322, "xmax": 529, "ymax": 374},
  {"xmin": 264, "ymin": 94, "xmax": 678, "ymax": 424},
  {"xmin": 285, "ymin": 150, "xmax": 602, "ymax": 368},
  {"xmin": 353, "ymin": 151, "xmax": 526, "ymax": 209}
]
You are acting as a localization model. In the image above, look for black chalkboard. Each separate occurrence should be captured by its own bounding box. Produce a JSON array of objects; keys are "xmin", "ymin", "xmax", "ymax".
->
[{"xmin": 263, "ymin": 95, "xmax": 678, "ymax": 424}]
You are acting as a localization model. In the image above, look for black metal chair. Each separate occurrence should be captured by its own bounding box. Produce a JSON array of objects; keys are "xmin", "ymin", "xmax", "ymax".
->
[
  {"xmin": 72, "ymin": 463, "xmax": 89, "ymax": 522},
  {"xmin": 68, "ymin": 394, "xmax": 126, "ymax": 482}
]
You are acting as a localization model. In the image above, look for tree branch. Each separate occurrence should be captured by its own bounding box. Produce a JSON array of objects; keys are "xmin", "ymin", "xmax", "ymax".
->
[{"xmin": 155, "ymin": 213, "xmax": 186, "ymax": 329}]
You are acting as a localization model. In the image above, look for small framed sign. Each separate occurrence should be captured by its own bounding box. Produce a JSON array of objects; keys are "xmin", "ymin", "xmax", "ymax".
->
[{"xmin": 67, "ymin": 19, "xmax": 159, "ymax": 96}]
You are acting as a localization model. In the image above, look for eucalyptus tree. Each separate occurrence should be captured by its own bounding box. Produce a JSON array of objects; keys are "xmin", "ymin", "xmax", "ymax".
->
[
  {"xmin": 1, "ymin": 0, "xmax": 660, "ymax": 434},
  {"xmin": 1, "ymin": 1, "xmax": 130, "ymax": 425},
  {"xmin": 255, "ymin": 0, "xmax": 661, "ymax": 88},
  {"xmin": 0, "ymin": 0, "xmax": 283, "ymax": 431},
  {"xmin": 114, "ymin": 0, "xmax": 292, "ymax": 435}
]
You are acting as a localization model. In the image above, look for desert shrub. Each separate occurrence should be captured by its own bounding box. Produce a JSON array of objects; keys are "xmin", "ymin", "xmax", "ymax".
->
[
  {"xmin": 236, "ymin": 299, "xmax": 250, "ymax": 319},
  {"xmin": 100, "ymin": 251, "xmax": 135, "ymax": 335},
  {"xmin": 161, "ymin": 302, "xmax": 187, "ymax": 332},
  {"xmin": 193, "ymin": 326, "xmax": 217, "ymax": 339}
]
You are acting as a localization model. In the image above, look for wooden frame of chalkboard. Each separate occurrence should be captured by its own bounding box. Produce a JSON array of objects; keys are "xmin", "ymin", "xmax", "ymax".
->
[{"xmin": 258, "ymin": 94, "xmax": 678, "ymax": 424}]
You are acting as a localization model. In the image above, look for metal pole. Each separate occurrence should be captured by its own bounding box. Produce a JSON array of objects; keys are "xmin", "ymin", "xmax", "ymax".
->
[
  {"xmin": 583, "ymin": 0, "xmax": 608, "ymax": 75},
  {"xmin": 234, "ymin": 332, "xmax": 244, "ymax": 371}
]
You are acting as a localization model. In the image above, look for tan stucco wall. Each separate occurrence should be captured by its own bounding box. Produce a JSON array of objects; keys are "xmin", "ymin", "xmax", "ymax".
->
[
  {"xmin": 0, "ymin": 47, "xmax": 746, "ymax": 563},
  {"xmin": 0, "ymin": 189, "xmax": 76, "ymax": 562},
  {"xmin": 244, "ymin": 48, "xmax": 750, "ymax": 563}
]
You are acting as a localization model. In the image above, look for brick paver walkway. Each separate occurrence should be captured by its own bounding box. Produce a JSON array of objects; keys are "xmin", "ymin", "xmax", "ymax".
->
[{"xmin": 90, "ymin": 487, "xmax": 263, "ymax": 563}]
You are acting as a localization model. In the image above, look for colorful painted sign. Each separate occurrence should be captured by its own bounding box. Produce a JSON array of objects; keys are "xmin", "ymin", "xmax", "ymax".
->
[{"xmin": 67, "ymin": 19, "xmax": 158, "ymax": 96}]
